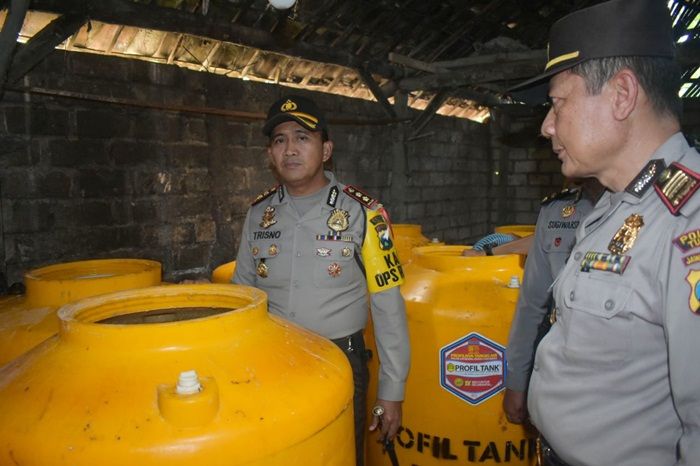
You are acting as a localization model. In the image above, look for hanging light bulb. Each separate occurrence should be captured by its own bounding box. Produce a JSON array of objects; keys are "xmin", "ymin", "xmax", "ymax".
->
[{"xmin": 269, "ymin": 0, "xmax": 297, "ymax": 10}]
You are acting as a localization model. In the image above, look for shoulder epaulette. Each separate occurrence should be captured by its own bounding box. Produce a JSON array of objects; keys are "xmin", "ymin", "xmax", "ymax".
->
[
  {"xmin": 251, "ymin": 185, "xmax": 279, "ymax": 206},
  {"xmin": 344, "ymin": 185, "xmax": 380, "ymax": 209},
  {"xmin": 541, "ymin": 187, "xmax": 580, "ymax": 205},
  {"xmin": 654, "ymin": 162, "xmax": 700, "ymax": 215}
]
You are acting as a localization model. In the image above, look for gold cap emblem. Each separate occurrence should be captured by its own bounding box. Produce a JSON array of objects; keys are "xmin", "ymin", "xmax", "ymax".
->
[{"xmin": 280, "ymin": 99, "xmax": 297, "ymax": 112}]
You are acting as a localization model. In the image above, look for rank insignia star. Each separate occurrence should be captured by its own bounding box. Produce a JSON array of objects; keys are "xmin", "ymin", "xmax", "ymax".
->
[
  {"xmin": 328, "ymin": 262, "xmax": 342, "ymax": 277},
  {"xmin": 260, "ymin": 206, "xmax": 277, "ymax": 229}
]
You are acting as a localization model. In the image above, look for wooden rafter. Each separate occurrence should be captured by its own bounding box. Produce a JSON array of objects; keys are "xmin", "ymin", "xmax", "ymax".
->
[{"xmin": 7, "ymin": 12, "xmax": 86, "ymax": 85}]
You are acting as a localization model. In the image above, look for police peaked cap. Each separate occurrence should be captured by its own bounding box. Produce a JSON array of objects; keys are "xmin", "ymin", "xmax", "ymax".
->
[
  {"xmin": 510, "ymin": 0, "xmax": 676, "ymax": 102},
  {"xmin": 262, "ymin": 95, "xmax": 329, "ymax": 137}
]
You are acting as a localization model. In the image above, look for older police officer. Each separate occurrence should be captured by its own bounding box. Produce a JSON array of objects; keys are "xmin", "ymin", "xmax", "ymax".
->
[
  {"xmin": 232, "ymin": 95, "xmax": 409, "ymax": 465},
  {"xmin": 511, "ymin": 0, "xmax": 700, "ymax": 465}
]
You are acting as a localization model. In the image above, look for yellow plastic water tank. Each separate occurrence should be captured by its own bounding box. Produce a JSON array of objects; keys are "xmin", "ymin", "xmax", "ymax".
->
[
  {"xmin": 392, "ymin": 224, "xmax": 430, "ymax": 264},
  {"xmin": 0, "ymin": 258, "xmax": 162, "ymax": 366},
  {"xmin": 211, "ymin": 260, "xmax": 237, "ymax": 283},
  {"xmin": 0, "ymin": 284, "xmax": 354, "ymax": 465},
  {"xmin": 366, "ymin": 245, "xmax": 535, "ymax": 465},
  {"xmin": 494, "ymin": 224, "xmax": 536, "ymax": 237}
]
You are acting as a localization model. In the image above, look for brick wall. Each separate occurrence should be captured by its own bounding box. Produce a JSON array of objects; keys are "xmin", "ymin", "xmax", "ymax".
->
[{"xmin": 0, "ymin": 50, "xmax": 562, "ymax": 284}]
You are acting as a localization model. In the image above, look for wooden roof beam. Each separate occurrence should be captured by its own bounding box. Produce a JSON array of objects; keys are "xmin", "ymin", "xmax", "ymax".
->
[
  {"xmin": 7, "ymin": 11, "xmax": 86, "ymax": 85},
  {"xmin": 28, "ymin": 0, "xmax": 403, "ymax": 80}
]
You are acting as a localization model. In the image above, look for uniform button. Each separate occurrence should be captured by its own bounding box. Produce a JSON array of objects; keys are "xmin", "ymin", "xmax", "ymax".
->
[
  {"xmin": 569, "ymin": 290, "xmax": 575, "ymax": 301},
  {"xmin": 296, "ymin": 224, "xmax": 301, "ymax": 229},
  {"xmin": 533, "ymin": 364, "xmax": 539, "ymax": 371},
  {"xmin": 573, "ymin": 252, "xmax": 582, "ymax": 261},
  {"xmin": 289, "ymin": 312, "xmax": 296, "ymax": 318},
  {"xmin": 296, "ymin": 251, "xmax": 301, "ymax": 257},
  {"xmin": 604, "ymin": 299, "xmax": 614, "ymax": 310},
  {"xmin": 292, "ymin": 280, "xmax": 299, "ymax": 287}
]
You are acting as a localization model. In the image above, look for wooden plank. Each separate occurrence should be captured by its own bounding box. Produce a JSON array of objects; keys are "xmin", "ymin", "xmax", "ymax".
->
[
  {"xmin": 388, "ymin": 52, "xmax": 447, "ymax": 73},
  {"xmin": 411, "ymin": 89, "xmax": 449, "ymax": 135},
  {"xmin": 7, "ymin": 12, "xmax": 86, "ymax": 84},
  {"xmin": 398, "ymin": 61, "xmax": 543, "ymax": 91},
  {"xmin": 0, "ymin": 0, "xmax": 30, "ymax": 92},
  {"xmin": 357, "ymin": 66, "xmax": 396, "ymax": 118},
  {"xmin": 432, "ymin": 50, "xmax": 546, "ymax": 69}
]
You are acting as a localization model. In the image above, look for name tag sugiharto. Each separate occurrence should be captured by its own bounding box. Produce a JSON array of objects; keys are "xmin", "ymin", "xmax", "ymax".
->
[{"xmin": 580, "ymin": 251, "xmax": 631, "ymax": 275}]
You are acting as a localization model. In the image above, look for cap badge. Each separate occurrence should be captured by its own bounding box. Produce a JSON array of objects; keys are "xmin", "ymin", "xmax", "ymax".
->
[
  {"xmin": 327, "ymin": 208, "xmax": 350, "ymax": 233},
  {"xmin": 260, "ymin": 206, "xmax": 277, "ymax": 229},
  {"xmin": 608, "ymin": 214, "xmax": 644, "ymax": 255},
  {"xmin": 281, "ymin": 99, "xmax": 297, "ymax": 112}
]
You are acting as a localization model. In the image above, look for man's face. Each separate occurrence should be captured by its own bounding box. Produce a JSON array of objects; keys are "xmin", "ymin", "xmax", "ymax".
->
[
  {"xmin": 540, "ymin": 70, "xmax": 617, "ymax": 179},
  {"xmin": 267, "ymin": 120, "xmax": 332, "ymax": 193}
]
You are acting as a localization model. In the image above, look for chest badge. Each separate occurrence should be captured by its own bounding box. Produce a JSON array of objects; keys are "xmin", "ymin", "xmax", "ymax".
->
[
  {"xmin": 316, "ymin": 247, "xmax": 332, "ymax": 257},
  {"xmin": 608, "ymin": 214, "xmax": 644, "ymax": 255},
  {"xmin": 342, "ymin": 247, "xmax": 352, "ymax": 257},
  {"xmin": 256, "ymin": 259, "xmax": 268, "ymax": 278},
  {"xmin": 252, "ymin": 246, "xmax": 259, "ymax": 256},
  {"xmin": 327, "ymin": 209, "xmax": 350, "ymax": 233},
  {"xmin": 561, "ymin": 205, "xmax": 575, "ymax": 218},
  {"xmin": 328, "ymin": 262, "xmax": 342, "ymax": 277},
  {"xmin": 686, "ymin": 270, "xmax": 700, "ymax": 313},
  {"xmin": 260, "ymin": 206, "xmax": 277, "ymax": 229},
  {"xmin": 268, "ymin": 244, "xmax": 279, "ymax": 256}
]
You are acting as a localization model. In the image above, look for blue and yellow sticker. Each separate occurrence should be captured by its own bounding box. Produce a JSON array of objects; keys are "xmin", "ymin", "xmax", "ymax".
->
[{"xmin": 362, "ymin": 209, "xmax": 404, "ymax": 293}]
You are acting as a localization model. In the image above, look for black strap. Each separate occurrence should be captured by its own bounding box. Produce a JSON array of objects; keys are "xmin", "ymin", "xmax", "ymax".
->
[{"xmin": 384, "ymin": 439, "xmax": 400, "ymax": 466}]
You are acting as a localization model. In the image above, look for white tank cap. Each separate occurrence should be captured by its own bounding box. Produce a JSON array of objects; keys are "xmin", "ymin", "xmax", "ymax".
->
[
  {"xmin": 507, "ymin": 275, "xmax": 521, "ymax": 289},
  {"xmin": 176, "ymin": 369, "xmax": 202, "ymax": 395},
  {"xmin": 431, "ymin": 237, "xmax": 440, "ymax": 243}
]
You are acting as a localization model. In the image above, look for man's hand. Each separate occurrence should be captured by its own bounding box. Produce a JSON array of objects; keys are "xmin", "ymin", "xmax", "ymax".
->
[
  {"xmin": 461, "ymin": 249, "xmax": 485, "ymax": 257},
  {"xmin": 369, "ymin": 399, "xmax": 402, "ymax": 441},
  {"xmin": 503, "ymin": 389, "xmax": 527, "ymax": 424}
]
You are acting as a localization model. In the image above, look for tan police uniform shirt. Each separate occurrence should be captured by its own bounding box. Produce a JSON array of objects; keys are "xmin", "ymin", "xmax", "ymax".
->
[
  {"xmin": 505, "ymin": 188, "xmax": 595, "ymax": 392},
  {"xmin": 232, "ymin": 171, "xmax": 410, "ymax": 401},
  {"xmin": 529, "ymin": 133, "xmax": 700, "ymax": 466}
]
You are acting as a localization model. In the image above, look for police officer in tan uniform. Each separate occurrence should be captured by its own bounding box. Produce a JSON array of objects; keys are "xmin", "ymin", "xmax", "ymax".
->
[
  {"xmin": 232, "ymin": 95, "xmax": 410, "ymax": 465},
  {"xmin": 511, "ymin": 1, "xmax": 700, "ymax": 464}
]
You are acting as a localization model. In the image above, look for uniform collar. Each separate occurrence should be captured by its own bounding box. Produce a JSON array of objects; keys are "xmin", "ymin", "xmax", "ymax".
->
[
  {"xmin": 268, "ymin": 171, "xmax": 340, "ymax": 211},
  {"xmin": 618, "ymin": 132, "xmax": 689, "ymax": 205}
]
